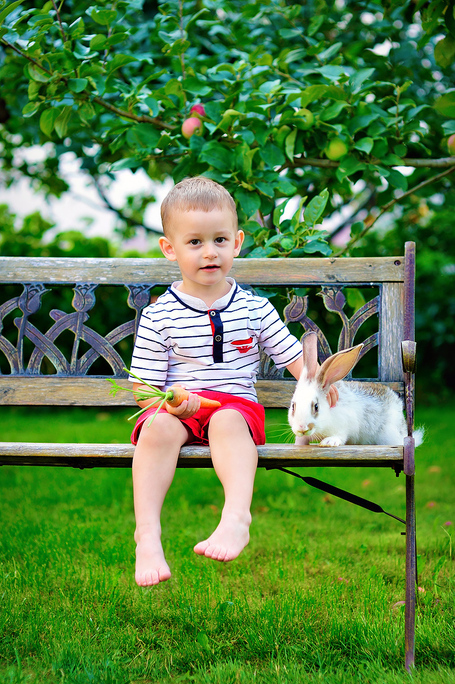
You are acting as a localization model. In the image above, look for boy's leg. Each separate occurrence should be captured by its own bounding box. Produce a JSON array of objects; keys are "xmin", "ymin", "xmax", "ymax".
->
[
  {"xmin": 194, "ymin": 409, "xmax": 258, "ymax": 562},
  {"xmin": 133, "ymin": 412, "xmax": 189, "ymax": 586}
]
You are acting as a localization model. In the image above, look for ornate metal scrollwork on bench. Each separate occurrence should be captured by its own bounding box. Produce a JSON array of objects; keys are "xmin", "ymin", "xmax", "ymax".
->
[{"xmin": 0, "ymin": 282, "xmax": 155, "ymax": 376}]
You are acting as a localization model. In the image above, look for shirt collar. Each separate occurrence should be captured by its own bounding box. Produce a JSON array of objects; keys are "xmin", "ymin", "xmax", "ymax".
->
[{"xmin": 170, "ymin": 278, "xmax": 237, "ymax": 311}]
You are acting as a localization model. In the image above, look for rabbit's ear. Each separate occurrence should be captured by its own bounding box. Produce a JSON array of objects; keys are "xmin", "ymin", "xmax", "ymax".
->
[
  {"xmin": 318, "ymin": 344, "xmax": 363, "ymax": 389},
  {"xmin": 301, "ymin": 331, "xmax": 319, "ymax": 380}
]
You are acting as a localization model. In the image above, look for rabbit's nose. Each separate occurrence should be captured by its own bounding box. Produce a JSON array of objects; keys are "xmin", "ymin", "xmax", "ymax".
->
[{"xmin": 298, "ymin": 422, "xmax": 315, "ymax": 434}]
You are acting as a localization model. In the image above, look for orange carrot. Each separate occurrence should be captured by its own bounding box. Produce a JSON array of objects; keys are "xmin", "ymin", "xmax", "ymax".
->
[
  {"xmin": 165, "ymin": 385, "xmax": 221, "ymax": 408},
  {"xmin": 108, "ymin": 368, "xmax": 221, "ymax": 426}
]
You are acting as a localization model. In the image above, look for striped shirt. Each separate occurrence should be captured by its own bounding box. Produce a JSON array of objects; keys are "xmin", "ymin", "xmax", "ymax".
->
[{"xmin": 129, "ymin": 278, "xmax": 302, "ymax": 402}]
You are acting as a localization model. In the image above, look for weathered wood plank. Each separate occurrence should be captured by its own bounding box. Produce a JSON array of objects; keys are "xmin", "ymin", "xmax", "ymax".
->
[
  {"xmin": 0, "ymin": 255, "xmax": 405, "ymax": 285},
  {"xmin": 380, "ymin": 282, "xmax": 405, "ymax": 382},
  {"xmin": 0, "ymin": 377, "xmax": 404, "ymax": 407},
  {"xmin": 0, "ymin": 441, "xmax": 404, "ymax": 469}
]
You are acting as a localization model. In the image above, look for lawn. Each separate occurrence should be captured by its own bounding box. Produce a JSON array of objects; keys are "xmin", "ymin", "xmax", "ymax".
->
[{"xmin": 0, "ymin": 403, "xmax": 454, "ymax": 684}]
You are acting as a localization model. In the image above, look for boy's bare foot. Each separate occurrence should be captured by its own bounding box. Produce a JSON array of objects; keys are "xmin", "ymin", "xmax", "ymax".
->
[
  {"xmin": 135, "ymin": 533, "xmax": 171, "ymax": 586},
  {"xmin": 193, "ymin": 511, "xmax": 251, "ymax": 562}
]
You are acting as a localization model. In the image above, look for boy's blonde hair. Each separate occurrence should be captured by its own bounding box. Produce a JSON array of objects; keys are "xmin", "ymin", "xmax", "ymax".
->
[{"xmin": 160, "ymin": 177, "xmax": 238, "ymax": 235}]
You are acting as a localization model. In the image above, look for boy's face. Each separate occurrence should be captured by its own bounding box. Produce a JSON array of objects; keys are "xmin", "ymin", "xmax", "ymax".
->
[{"xmin": 159, "ymin": 207, "xmax": 244, "ymax": 300}]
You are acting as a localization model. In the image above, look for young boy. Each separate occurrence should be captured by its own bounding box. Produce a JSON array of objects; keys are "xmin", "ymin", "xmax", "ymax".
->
[{"xmin": 129, "ymin": 177, "xmax": 306, "ymax": 587}]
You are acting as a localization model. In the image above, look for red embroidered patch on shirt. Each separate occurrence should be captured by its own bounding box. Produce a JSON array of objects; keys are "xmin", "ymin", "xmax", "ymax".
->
[{"xmin": 231, "ymin": 338, "xmax": 253, "ymax": 353}]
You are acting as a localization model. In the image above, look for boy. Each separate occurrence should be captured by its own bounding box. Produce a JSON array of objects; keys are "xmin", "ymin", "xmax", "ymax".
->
[{"xmin": 129, "ymin": 177, "xmax": 324, "ymax": 587}]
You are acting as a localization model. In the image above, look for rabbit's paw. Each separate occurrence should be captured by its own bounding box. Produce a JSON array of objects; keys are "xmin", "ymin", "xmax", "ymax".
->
[{"xmin": 318, "ymin": 436, "xmax": 344, "ymax": 447}]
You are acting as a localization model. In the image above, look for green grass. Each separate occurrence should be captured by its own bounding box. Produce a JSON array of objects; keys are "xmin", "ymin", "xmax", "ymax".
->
[{"xmin": 0, "ymin": 403, "xmax": 454, "ymax": 683}]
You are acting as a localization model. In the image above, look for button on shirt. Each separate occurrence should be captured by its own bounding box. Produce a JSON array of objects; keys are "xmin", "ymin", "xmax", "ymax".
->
[{"xmin": 129, "ymin": 278, "xmax": 302, "ymax": 402}]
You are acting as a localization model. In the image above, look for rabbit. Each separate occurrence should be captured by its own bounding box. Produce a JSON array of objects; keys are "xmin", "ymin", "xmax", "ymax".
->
[{"xmin": 288, "ymin": 331, "xmax": 424, "ymax": 447}]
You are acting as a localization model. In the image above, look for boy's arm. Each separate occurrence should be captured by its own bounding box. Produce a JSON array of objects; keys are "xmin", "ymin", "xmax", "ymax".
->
[{"xmin": 285, "ymin": 358, "xmax": 339, "ymax": 407}]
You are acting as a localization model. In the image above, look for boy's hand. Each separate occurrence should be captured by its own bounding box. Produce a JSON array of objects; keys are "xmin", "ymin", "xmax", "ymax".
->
[{"xmin": 165, "ymin": 385, "xmax": 201, "ymax": 419}]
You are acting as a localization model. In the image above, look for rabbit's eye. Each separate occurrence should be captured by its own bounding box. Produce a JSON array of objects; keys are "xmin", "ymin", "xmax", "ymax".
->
[
  {"xmin": 311, "ymin": 401, "xmax": 319, "ymax": 416},
  {"xmin": 291, "ymin": 401, "xmax": 296, "ymax": 415}
]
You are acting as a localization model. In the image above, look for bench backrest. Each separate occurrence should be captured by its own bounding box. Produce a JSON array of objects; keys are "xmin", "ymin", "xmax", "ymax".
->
[{"xmin": 0, "ymin": 244, "xmax": 415, "ymax": 409}]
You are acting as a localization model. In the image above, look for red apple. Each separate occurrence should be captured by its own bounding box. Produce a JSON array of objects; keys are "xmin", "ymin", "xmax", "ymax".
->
[
  {"xmin": 181, "ymin": 116, "xmax": 203, "ymax": 139},
  {"xmin": 190, "ymin": 104, "xmax": 206, "ymax": 119},
  {"xmin": 447, "ymin": 134, "xmax": 455, "ymax": 156}
]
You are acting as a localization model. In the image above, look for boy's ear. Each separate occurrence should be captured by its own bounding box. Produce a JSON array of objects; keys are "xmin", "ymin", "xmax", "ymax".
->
[
  {"xmin": 234, "ymin": 229, "xmax": 244, "ymax": 256},
  {"xmin": 159, "ymin": 236, "xmax": 177, "ymax": 261}
]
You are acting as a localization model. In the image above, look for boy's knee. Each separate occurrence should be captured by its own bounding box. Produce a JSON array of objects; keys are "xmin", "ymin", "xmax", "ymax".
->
[
  {"xmin": 138, "ymin": 412, "xmax": 187, "ymax": 447},
  {"xmin": 209, "ymin": 409, "xmax": 249, "ymax": 436}
]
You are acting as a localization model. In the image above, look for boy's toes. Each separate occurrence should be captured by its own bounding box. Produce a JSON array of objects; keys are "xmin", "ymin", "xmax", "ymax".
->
[{"xmin": 193, "ymin": 540, "xmax": 210, "ymax": 556}]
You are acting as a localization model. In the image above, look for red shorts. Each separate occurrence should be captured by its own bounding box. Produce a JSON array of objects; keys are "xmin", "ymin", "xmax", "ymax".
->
[{"xmin": 130, "ymin": 390, "xmax": 266, "ymax": 446}]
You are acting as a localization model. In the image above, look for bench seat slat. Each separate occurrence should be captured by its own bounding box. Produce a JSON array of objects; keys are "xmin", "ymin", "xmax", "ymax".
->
[{"xmin": 0, "ymin": 442, "xmax": 403, "ymax": 469}]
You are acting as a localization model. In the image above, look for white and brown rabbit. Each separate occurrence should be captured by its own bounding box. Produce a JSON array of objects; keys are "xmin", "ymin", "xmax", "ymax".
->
[{"xmin": 288, "ymin": 331, "xmax": 423, "ymax": 447}]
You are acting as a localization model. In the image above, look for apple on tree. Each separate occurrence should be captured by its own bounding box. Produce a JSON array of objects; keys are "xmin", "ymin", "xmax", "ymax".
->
[
  {"xmin": 190, "ymin": 104, "xmax": 206, "ymax": 119},
  {"xmin": 447, "ymin": 134, "xmax": 455, "ymax": 156},
  {"xmin": 181, "ymin": 116, "xmax": 204, "ymax": 139},
  {"xmin": 325, "ymin": 138, "xmax": 349, "ymax": 161}
]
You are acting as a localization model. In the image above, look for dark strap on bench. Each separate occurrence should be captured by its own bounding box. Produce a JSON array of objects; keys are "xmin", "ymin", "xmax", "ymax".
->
[{"xmin": 266, "ymin": 465, "xmax": 406, "ymax": 525}]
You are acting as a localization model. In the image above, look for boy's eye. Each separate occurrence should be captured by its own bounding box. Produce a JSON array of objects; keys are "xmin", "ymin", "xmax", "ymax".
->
[
  {"xmin": 189, "ymin": 239, "xmax": 200, "ymax": 245},
  {"xmin": 215, "ymin": 237, "xmax": 226, "ymax": 244}
]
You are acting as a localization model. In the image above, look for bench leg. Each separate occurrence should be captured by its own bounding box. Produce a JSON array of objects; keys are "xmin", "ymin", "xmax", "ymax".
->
[{"xmin": 405, "ymin": 473, "xmax": 416, "ymax": 671}]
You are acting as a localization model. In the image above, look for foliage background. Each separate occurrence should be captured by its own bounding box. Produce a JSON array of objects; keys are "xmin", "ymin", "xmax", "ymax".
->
[{"xmin": 0, "ymin": 0, "xmax": 454, "ymax": 397}]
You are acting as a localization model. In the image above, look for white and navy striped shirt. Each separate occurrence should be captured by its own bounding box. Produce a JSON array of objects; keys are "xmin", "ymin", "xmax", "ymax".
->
[{"xmin": 129, "ymin": 278, "xmax": 302, "ymax": 402}]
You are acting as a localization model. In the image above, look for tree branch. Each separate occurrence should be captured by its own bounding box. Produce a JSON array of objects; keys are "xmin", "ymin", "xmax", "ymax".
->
[
  {"xmin": 0, "ymin": 39, "xmax": 175, "ymax": 131},
  {"xmin": 334, "ymin": 166, "xmax": 455, "ymax": 256},
  {"xmin": 292, "ymin": 156, "xmax": 455, "ymax": 169},
  {"xmin": 91, "ymin": 175, "xmax": 163, "ymax": 236},
  {"xmin": 51, "ymin": 0, "xmax": 67, "ymax": 43}
]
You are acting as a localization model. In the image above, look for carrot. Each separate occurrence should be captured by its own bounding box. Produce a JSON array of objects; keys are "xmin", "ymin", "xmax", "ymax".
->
[{"xmin": 108, "ymin": 368, "xmax": 221, "ymax": 427}]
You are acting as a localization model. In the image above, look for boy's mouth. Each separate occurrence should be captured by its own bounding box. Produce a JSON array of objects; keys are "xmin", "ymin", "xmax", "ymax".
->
[{"xmin": 201, "ymin": 265, "xmax": 220, "ymax": 270}]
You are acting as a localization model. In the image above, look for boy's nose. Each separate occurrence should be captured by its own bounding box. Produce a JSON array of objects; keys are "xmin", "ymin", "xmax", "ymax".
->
[{"xmin": 203, "ymin": 243, "xmax": 217, "ymax": 258}]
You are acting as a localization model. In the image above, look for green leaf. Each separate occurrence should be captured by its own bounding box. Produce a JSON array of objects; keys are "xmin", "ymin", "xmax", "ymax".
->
[
  {"xmin": 110, "ymin": 157, "xmax": 141, "ymax": 171},
  {"xmin": 0, "ymin": 0, "xmax": 24, "ymax": 25},
  {"xmin": 285, "ymin": 128, "xmax": 297, "ymax": 162},
  {"xmin": 387, "ymin": 169, "xmax": 408, "ymax": 191},
  {"xmin": 350, "ymin": 221, "xmax": 364, "ymax": 238},
  {"xmin": 434, "ymin": 36, "xmax": 455, "ymax": 68},
  {"xmin": 303, "ymin": 238, "xmax": 332, "ymax": 255},
  {"xmin": 39, "ymin": 108, "xmax": 60, "ymax": 137},
  {"xmin": 144, "ymin": 97, "xmax": 159, "ymax": 117},
  {"xmin": 259, "ymin": 142, "xmax": 285, "ymax": 168},
  {"xmin": 300, "ymin": 85, "xmax": 330, "ymax": 107},
  {"xmin": 126, "ymin": 124, "xmax": 160, "ymax": 149},
  {"xmin": 22, "ymin": 101, "xmax": 40, "ymax": 117},
  {"xmin": 107, "ymin": 54, "xmax": 138, "ymax": 73},
  {"xmin": 183, "ymin": 76, "xmax": 212, "ymax": 96},
  {"xmin": 354, "ymin": 138, "xmax": 374, "ymax": 154},
  {"xmin": 273, "ymin": 197, "xmax": 293, "ymax": 226},
  {"xmin": 320, "ymin": 101, "xmax": 349, "ymax": 122},
  {"xmin": 200, "ymin": 142, "xmax": 234, "ymax": 172},
  {"xmin": 68, "ymin": 78, "xmax": 88, "ymax": 93},
  {"xmin": 434, "ymin": 91, "xmax": 455, "ymax": 118},
  {"xmin": 318, "ymin": 42, "xmax": 343, "ymax": 62},
  {"xmin": 349, "ymin": 68, "xmax": 375, "ymax": 92},
  {"xmin": 90, "ymin": 34, "xmax": 107, "ymax": 50},
  {"xmin": 54, "ymin": 106, "xmax": 72, "ymax": 138},
  {"xmin": 26, "ymin": 64, "xmax": 50, "ymax": 83},
  {"xmin": 235, "ymin": 189, "xmax": 261, "ymax": 218},
  {"xmin": 89, "ymin": 8, "xmax": 118, "ymax": 25},
  {"xmin": 304, "ymin": 189, "xmax": 329, "ymax": 228}
]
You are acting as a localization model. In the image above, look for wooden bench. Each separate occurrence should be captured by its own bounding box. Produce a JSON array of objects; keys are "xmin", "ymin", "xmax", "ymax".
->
[{"xmin": 0, "ymin": 243, "xmax": 418, "ymax": 669}]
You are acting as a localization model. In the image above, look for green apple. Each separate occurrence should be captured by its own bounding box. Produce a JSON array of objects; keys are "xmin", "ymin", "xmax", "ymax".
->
[
  {"xmin": 294, "ymin": 108, "xmax": 314, "ymax": 130},
  {"xmin": 447, "ymin": 134, "xmax": 455, "ymax": 156},
  {"xmin": 181, "ymin": 116, "xmax": 203, "ymax": 139},
  {"xmin": 325, "ymin": 138, "xmax": 349, "ymax": 161}
]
